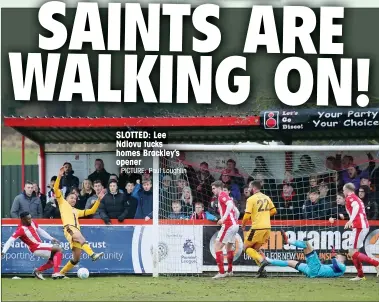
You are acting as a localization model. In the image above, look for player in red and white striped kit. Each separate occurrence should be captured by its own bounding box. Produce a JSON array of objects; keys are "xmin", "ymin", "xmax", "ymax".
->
[
  {"xmin": 343, "ymin": 183, "xmax": 379, "ymax": 281},
  {"xmin": 1, "ymin": 212, "xmax": 64, "ymax": 280},
  {"xmin": 211, "ymin": 181, "xmax": 240, "ymax": 279}
]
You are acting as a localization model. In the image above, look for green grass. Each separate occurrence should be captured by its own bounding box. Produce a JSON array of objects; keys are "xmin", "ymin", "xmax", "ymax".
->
[
  {"xmin": 2, "ymin": 276, "xmax": 379, "ymax": 301},
  {"xmin": 1, "ymin": 148, "xmax": 39, "ymax": 165}
]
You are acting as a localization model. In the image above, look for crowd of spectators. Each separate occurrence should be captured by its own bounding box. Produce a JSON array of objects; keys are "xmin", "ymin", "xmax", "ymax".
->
[{"xmin": 9, "ymin": 152, "xmax": 379, "ymax": 222}]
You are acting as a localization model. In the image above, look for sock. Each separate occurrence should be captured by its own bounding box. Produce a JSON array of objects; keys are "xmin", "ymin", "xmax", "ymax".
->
[
  {"xmin": 267, "ymin": 258, "xmax": 289, "ymax": 267},
  {"xmin": 215, "ymin": 251, "xmax": 225, "ymax": 274},
  {"xmin": 352, "ymin": 253, "xmax": 364, "ymax": 278},
  {"xmin": 354, "ymin": 252, "xmax": 379, "ymax": 267},
  {"xmin": 227, "ymin": 251, "xmax": 234, "ymax": 273},
  {"xmin": 288, "ymin": 240, "xmax": 307, "ymax": 249},
  {"xmin": 60, "ymin": 260, "xmax": 77, "ymax": 275},
  {"xmin": 81, "ymin": 242, "xmax": 94, "ymax": 257},
  {"xmin": 37, "ymin": 260, "xmax": 54, "ymax": 272},
  {"xmin": 53, "ymin": 252, "xmax": 63, "ymax": 273},
  {"xmin": 245, "ymin": 248, "xmax": 263, "ymax": 264},
  {"xmin": 49, "ymin": 251, "xmax": 56, "ymax": 261}
]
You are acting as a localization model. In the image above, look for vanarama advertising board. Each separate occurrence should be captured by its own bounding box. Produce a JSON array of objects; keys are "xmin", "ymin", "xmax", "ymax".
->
[{"xmin": 203, "ymin": 226, "xmax": 379, "ymax": 273}]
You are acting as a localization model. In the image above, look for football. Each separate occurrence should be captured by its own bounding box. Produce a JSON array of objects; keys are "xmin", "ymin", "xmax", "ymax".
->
[{"xmin": 77, "ymin": 268, "xmax": 90, "ymax": 279}]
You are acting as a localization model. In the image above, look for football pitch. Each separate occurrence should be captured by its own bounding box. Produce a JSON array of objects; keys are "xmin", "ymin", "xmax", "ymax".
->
[{"xmin": 2, "ymin": 276, "xmax": 378, "ymax": 301}]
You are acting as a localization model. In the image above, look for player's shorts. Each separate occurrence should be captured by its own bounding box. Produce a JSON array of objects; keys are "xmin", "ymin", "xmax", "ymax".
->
[
  {"xmin": 244, "ymin": 228, "xmax": 270, "ymax": 248},
  {"xmin": 350, "ymin": 228, "xmax": 369, "ymax": 249},
  {"xmin": 216, "ymin": 224, "xmax": 239, "ymax": 244},
  {"xmin": 297, "ymin": 250, "xmax": 321, "ymax": 278},
  {"xmin": 64, "ymin": 225, "xmax": 82, "ymax": 249},
  {"xmin": 32, "ymin": 243, "xmax": 54, "ymax": 258}
]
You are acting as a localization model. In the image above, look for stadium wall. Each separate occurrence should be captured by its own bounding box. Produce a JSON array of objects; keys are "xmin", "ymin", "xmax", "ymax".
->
[
  {"xmin": 2, "ymin": 220, "xmax": 378, "ymax": 275},
  {"xmin": 1, "ymin": 165, "xmax": 39, "ymax": 218}
]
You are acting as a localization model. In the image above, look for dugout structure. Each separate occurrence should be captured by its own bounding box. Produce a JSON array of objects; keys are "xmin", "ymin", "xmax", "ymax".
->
[
  {"xmin": 4, "ymin": 107, "xmax": 379, "ymax": 191},
  {"xmin": 3, "ymin": 108, "xmax": 379, "ymax": 277}
]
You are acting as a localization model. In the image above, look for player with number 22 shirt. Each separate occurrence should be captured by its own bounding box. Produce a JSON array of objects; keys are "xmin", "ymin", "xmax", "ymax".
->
[{"xmin": 242, "ymin": 180, "xmax": 277, "ymax": 277}]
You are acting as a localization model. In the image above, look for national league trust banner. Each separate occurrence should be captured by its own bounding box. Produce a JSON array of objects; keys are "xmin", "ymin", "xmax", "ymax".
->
[{"xmin": 1, "ymin": 225, "xmax": 203, "ymax": 274}]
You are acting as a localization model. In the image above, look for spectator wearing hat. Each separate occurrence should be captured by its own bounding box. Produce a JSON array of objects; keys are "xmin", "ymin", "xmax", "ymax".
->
[
  {"xmin": 98, "ymin": 179, "xmax": 128, "ymax": 224},
  {"xmin": 59, "ymin": 162, "xmax": 79, "ymax": 198},
  {"xmin": 88, "ymin": 159, "xmax": 111, "ymax": 188},
  {"xmin": 108, "ymin": 174, "xmax": 124, "ymax": 193}
]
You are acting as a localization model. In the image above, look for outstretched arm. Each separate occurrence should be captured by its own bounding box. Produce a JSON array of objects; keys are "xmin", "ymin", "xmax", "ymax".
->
[
  {"xmin": 54, "ymin": 167, "xmax": 66, "ymax": 205},
  {"xmin": 36, "ymin": 227, "xmax": 54, "ymax": 241},
  {"xmin": 78, "ymin": 189, "xmax": 106, "ymax": 217},
  {"xmin": 1, "ymin": 237, "xmax": 17, "ymax": 254}
]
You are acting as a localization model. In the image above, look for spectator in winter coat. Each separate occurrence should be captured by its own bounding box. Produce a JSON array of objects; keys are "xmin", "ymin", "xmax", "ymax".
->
[
  {"xmin": 219, "ymin": 170, "xmax": 241, "ymax": 202},
  {"xmin": 239, "ymin": 186, "xmax": 251, "ymax": 219},
  {"xmin": 277, "ymin": 183, "xmax": 301, "ymax": 220},
  {"xmin": 168, "ymin": 201, "xmax": 186, "ymax": 219},
  {"xmin": 190, "ymin": 202, "xmax": 206, "ymax": 220},
  {"xmin": 303, "ymin": 190, "xmax": 327, "ymax": 220},
  {"xmin": 99, "ymin": 179, "xmax": 128, "ymax": 224},
  {"xmin": 11, "ymin": 182, "xmax": 42, "ymax": 218},
  {"xmin": 359, "ymin": 185, "xmax": 378, "ymax": 220},
  {"xmin": 43, "ymin": 176, "xmax": 60, "ymax": 218},
  {"xmin": 193, "ymin": 162, "xmax": 215, "ymax": 209},
  {"xmin": 85, "ymin": 180, "xmax": 104, "ymax": 218},
  {"xmin": 59, "ymin": 162, "xmax": 79, "ymax": 198},
  {"xmin": 134, "ymin": 180, "xmax": 153, "ymax": 220},
  {"xmin": 88, "ymin": 159, "xmax": 111, "ymax": 188},
  {"xmin": 33, "ymin": 182, "xmax": 47, "ymax": 211},
  {"xmin": 160, "ymin": 175, "xmax": 177, "ymax": 217},
  {"xmin": 108, "ymin": 174, "xmax": 124, "ymax": 193},
  {"xmin": 124, "ymin": 181, "xmax": 138, "ymax": 219},
  {"xmin": 329, "ymin": 193, "xmax": 349, "ymax": 221},
  {"xmin": 225, "ymin": 159, "xmax": 245, "ymax": 188},
  {"xmin": 76, "ymin": 179, "xmax": 96, "ymax": 210},
  {"xmin": 340, "ymin": 164, "xmax": 362, "ymax": 189},
  {"xmin": 180, "ymin": 186, "xmax": 194, "ymax": 217}
]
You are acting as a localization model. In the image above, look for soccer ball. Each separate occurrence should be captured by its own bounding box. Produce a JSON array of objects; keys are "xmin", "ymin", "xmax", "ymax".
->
[{"xmin": 77, "ymin": 268, "xmax": 89, "ymax": 279}]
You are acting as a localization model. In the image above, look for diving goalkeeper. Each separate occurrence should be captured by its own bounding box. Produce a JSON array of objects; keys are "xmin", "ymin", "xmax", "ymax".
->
[{"xmin": 264, "ymin": 230, "xmax": 346, "ymax": 278}]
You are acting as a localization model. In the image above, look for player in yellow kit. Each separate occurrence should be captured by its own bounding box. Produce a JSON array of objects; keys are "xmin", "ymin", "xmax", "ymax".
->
[
  {"xmin": 241, "ymin": 180, "xmax": 277, "ymax": 278},
  {"xmin": 54, "ymin": 166, "xmax": 106, "ymax": 278}
]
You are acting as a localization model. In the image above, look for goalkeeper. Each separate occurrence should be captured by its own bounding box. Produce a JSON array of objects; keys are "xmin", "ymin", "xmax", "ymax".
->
[{"xmin": 264, "ymin": 230, "xmax": 346, "ymax": 278}]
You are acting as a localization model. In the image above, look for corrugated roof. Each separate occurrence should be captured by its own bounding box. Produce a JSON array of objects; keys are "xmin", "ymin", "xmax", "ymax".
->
[{"xmin": 3, "ymin": 116, "xmax": 379, "ymax": 145}]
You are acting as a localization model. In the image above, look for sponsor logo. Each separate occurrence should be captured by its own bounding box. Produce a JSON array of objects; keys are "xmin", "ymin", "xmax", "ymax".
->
[
  {"xmin": 209, "ymin": 231, "xmax": 243, "ymax": 263},
  {"xmin": 181, "ymin": 239, "xmax": 197, "ymax": 264},
  {"xmin": 263, "ymin": 111, "xmax": 279, "ymax": 129},
  {"xmin": 183, "ymin": 239, "xmax": 195, "ymax": 255},
  {"xmin": 151, "ymin": 242, "xmax": 169, "ymax": 262},
  {"xmin": 364, "ymin": 229, "xmax": 379, "ymax": 260}
]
